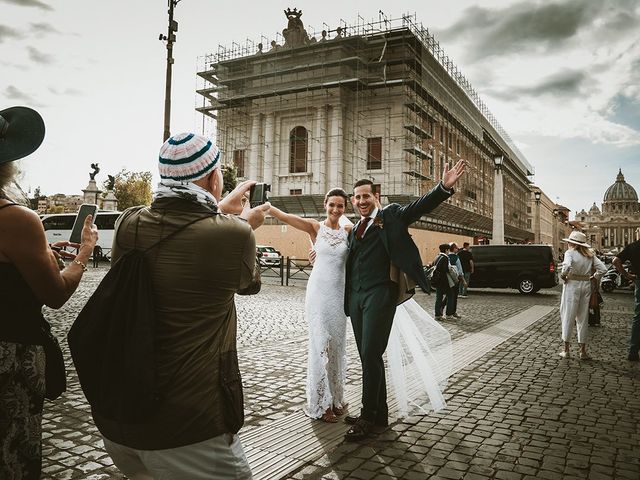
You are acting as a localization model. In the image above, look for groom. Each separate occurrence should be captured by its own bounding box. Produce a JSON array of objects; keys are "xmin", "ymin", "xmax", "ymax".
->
[{"xmin": 344, "ymin": 160, "xmax": 465, "ymax": 441}]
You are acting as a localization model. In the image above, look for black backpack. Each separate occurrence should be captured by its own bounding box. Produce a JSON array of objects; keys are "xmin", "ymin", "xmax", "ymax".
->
[{"xmin": 68, "ymin": 212, "xmax": 210, "ymax": 423}]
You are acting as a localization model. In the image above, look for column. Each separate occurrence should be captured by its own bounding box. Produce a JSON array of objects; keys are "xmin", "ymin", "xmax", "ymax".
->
[
  {"xmin": 263, "ymin": 113, "xmax": 275, "ymax": 185},
  {"xmin": 492, "ymin": 169, "xmax": 505, "ymax": 244},
  {"xmin": 247, "ymin": 114, "xmax": 262, "ymax": 180},
  {"xmin": 312, "ymin": 106, "xmax": 325, "ymax": 194},
  {"xmin": 327, "ymin": 105, "xmax": 343, "ymax": 189}
]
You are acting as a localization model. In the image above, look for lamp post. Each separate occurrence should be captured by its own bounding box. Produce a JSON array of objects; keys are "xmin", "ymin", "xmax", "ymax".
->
[
  {"xmin": 534, "ymin": 190, "xmax": 541, "ymax": 244},
  {"xmin": 160, "ymin": 0, "xmax": 181, "ymax": 142},
  {"xmin": 492, "ymin": 155, "xmax": 505, "ymax": 244}
]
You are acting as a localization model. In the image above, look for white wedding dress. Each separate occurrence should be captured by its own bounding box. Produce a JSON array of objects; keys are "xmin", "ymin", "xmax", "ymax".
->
[
  {"xmin": 304, "ymin": 220, "xmax": 453, "ymax": 420},
  {"xmin": 304, "ymin": 222, "xmax": 349, "ymax": 418}
]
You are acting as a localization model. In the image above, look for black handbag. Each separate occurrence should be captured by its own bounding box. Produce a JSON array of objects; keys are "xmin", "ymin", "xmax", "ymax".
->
[{"xmin": 40, "ymin": 318, "xmax": 66, "ymax": 401}]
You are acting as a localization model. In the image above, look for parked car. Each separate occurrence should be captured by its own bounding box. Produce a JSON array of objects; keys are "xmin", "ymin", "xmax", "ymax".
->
[
  {"xmin": 468, "ymin": 244, "xmax": 558, "ymax": 294},
  {"xmin": 256, "ymin": 245, "xmax": 281, "ymax": 266},
  {"xmin": 41, "ymin": 211, "xmax": 122, "ymax": 260}
]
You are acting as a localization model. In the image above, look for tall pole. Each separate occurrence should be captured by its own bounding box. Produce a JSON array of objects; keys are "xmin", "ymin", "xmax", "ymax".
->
[
  {"xmin": 492, "ymin": 157, "xmax": 505, "ymax": 245},
  {"xmin": 161, "ymin": 0, "xmax": 179, "ymax": 142}
]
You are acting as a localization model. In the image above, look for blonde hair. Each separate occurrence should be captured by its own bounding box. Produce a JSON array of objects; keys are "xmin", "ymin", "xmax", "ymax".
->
[
  {"xmin": 575, "ymin": 244, "xmax": 594, "ymax": 258},
  {"xmin": 0, "ymin": 162, "xmax": 17, "ymax": 199}
]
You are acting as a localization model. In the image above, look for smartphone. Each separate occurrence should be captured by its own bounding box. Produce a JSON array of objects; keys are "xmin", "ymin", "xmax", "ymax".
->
[
  {"xmin": 249, "ymin": 183, "xmax": 271, "ymax": 208},
  {"xmin": 70, "ymin": 204, "xmax": 98, "ymax": 243}
]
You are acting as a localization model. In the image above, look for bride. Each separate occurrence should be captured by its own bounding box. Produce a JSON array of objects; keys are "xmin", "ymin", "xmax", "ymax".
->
[
  {"xmin": 269, "ymin": 188, "xmax": 351, "ymax": 423},
  {"xmin": 269, "ymin": 190, "xmax": 452, "ymax": 422}
]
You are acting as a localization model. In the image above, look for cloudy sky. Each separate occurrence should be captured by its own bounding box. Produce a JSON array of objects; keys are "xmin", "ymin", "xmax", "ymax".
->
[{"xmin": 2, "ymin": 0, "xmax": 639, "ymax": 217}]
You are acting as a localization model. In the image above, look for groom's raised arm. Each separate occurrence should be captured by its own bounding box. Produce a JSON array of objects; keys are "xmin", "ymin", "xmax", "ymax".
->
[{"xmin": 395, "ymin": 160, "xmax": 465, "ymax": 225}]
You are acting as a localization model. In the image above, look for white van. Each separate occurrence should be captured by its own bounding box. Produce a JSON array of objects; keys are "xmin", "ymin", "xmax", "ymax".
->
[{"xmin": 41, "ymin": 211, "xmax": 122, "ymax": 259}]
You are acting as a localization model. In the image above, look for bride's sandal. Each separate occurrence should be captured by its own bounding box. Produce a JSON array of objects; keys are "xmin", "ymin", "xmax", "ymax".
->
[
  {"xmin": 332, "ymin": 404, "xmax": 347, "ymax": 416},
  {"xmin": 321, "ymin": 408, "xmax": 339, "ymax": 423}
]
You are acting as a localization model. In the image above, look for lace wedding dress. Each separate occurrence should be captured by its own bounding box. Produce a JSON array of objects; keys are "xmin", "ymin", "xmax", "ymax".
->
[{"xmin": 304, "ymin": 222, "xmax": 349, "ymax": 419}]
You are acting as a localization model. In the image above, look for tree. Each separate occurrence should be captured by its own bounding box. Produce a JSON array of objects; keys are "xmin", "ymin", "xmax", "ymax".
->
[
  {"xmin": 104, "ymin": 170, "xmax": 153, "ymax": 210},
  {"xmin": 222, "ymin": 164, "xmax": 238, "ymax": 195},
  {"xmin": 29, "ymin": 186, "xmax": 43, "ymax": 210}
]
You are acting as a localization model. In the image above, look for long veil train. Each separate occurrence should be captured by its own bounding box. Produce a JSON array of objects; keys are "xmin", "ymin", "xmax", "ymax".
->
[{"xmin": 386, "ymin": 298, "xmax": 453, "ymax": 418}]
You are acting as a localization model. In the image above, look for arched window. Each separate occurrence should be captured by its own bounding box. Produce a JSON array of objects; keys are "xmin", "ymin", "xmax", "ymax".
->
[{"xmin": 289, "ymin": 126, "xmax": 308, "ymax": 173}]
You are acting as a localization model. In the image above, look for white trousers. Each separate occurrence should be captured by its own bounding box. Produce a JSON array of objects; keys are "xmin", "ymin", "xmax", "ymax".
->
[
  {"xmin": 560, "ymin": 280, "xmax": 591, "ymax": 344},
  {"xmin": 103, "ymin": 433, "xmax": 252, "ymax": 480}
]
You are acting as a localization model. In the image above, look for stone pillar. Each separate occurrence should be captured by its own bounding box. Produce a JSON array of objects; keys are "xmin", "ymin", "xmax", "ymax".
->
[
  {"xmin": 248, "ymin": 114, "xmax": 262, "ymax": 180},
  {"xmin": 327, "ymin": 105, "xmax": 343, "ymax": 189},
  {"xmin": 263, "ymin": 113, "xmax": 275, "ymax": 184},
  {"xmin": 312, "ymin": 106, "xmax": 325, "ymax": 194},
  {"xmin": 82, "ymin": 180, "xmax": 101, "ymax": 206},
  {"xmin": 101, "ymin": 190, "xmax": 118, "ymax": 211},
  {"xmin": 492, "ymin": 169, "xmax": 505, "ymax": 245}
]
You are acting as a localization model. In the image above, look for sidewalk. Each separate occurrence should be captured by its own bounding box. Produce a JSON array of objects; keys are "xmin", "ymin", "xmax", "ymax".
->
[{"xmin": 40, "ymin": 270, "xmax": 639, "ymax": 479}]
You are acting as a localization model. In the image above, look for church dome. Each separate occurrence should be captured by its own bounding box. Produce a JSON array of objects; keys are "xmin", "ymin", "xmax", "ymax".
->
[
  {"xmin": 589, "ymin": 202, "xmax": 600, "ymax": 214},
  {"xmin": 604, "ymin": 169, "xmax": 638, "ymax": 202}
]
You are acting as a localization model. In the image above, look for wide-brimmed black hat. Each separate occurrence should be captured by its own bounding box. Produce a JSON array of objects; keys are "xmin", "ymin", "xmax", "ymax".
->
[{"xmin": 0, "ymin": 106, "xmax": 45, "ymax": 164}]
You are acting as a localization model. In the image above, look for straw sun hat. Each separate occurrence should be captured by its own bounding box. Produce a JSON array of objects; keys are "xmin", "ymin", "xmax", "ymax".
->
[{"xmin": 562, "ymin": 230, "xmax": 591, "ymax": 248}]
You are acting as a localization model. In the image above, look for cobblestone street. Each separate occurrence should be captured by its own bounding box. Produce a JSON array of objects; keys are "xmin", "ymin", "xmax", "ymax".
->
[{"xmin": 40, "ymin": 267, "xmax": 640, "ymax": 479}]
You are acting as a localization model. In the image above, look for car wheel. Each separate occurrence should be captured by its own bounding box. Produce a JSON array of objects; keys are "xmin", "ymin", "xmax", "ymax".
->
[
  {"xmin": 601, "ymin": 281, "xmax": 614, "ymax": 293},
  {"xmin": 518, "ymin": 277, "xmax": 535, "ymax": 294}
]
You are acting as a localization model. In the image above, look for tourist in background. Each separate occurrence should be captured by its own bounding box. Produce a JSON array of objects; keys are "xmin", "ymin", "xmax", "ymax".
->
[
  {"xmin": 612, "ymin": 236, "xmax": 640, "ymax": 361},
  {"xmin": 458, "ymin": 242, "xmax": 474, "ymax": 298},
  {"xmin": 447, "ymin": 242, "xmax": 463, "ymax": 319},
  {"xmin": 559, "ymin": 231, "xmax": 606, "ymax": 360}
]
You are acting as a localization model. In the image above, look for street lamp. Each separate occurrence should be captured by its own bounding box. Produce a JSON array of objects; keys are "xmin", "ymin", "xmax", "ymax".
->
[
  {"xmin": 533, "ymin": 190, "xmax": 542, "ymax": 243},
  {"xmin": 159, "ymin": 0, "xmax": 181, "ymax": 142},
  {"xmin": 534, "ymin": 190, "xmax": 541, "ymax": 204},
  {"xmin": 492, "ymin": 155, "xmax": 505, "ymax": 244}
]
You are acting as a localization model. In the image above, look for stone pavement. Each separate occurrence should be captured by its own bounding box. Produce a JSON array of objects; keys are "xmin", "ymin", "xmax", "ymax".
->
[{"xmin": 40, "ymin": 267, "xmax": 640, "ymax": 479}]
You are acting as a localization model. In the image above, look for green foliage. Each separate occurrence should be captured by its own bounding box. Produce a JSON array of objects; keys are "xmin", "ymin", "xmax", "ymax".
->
[
  {"xmin": 222, "ymin": 164, "xmax": 238, "ymax": 194},
  {"xmin": 104, "ymin": 169, "xmax": 153, "ymax": 210}
]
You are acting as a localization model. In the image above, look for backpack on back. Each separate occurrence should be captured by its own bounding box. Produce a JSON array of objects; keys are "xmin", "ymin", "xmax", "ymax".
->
[{"xmin": 68, "ymin": 211, "xmax": 211, "ymax": 423}]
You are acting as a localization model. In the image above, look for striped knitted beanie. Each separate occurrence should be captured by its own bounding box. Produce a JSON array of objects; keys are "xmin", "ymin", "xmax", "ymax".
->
[{"xmin": 158, "ymin": 132, "xmax": 221, "ymax": 181}]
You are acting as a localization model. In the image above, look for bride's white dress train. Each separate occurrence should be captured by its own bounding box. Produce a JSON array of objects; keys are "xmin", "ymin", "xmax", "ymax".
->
[{"xmin": 386, "ymin": 299, "xmax": 453, "ymax": 418}]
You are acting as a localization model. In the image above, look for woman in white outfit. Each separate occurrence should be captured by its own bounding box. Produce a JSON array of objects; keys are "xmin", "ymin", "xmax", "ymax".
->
[
  {"xmin": 269, "ymin": 188, "xmax": 351, "ymax": 423},
  {"xmin": 559, "ymin": 231, "xmax": 607, "ymax": 359}
]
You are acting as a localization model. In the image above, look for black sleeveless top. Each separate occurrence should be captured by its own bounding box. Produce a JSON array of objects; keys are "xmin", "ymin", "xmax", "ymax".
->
[{"xmin": 0, "ymin": 202, "xmax": 45, "ymax": 344}]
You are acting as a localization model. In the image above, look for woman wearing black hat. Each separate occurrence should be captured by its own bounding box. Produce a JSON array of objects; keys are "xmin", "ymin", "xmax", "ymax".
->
[{"xmin": 0, "ymin": 106, "xmax": 98, "ymax": 479}]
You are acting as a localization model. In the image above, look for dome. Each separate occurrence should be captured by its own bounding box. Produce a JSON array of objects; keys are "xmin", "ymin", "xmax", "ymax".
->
[
  {"xmin": 604, "ymin": 169, "xmax": 638, "ymax": 202},
  {"xmin": 589, "ymin": 202, "xmax": 601, "ymax": 214}
]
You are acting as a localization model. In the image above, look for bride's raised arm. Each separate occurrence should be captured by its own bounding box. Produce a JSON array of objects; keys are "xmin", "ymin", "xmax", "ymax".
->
[{"xmin": 268, "ymin": 205, "xmax": 321, "ymax": 242}]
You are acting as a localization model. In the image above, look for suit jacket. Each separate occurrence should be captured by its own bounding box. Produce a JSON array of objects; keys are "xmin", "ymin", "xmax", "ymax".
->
[{"xmin": 344, "ymin": 182, "xmax": 454, "ymax": 315}]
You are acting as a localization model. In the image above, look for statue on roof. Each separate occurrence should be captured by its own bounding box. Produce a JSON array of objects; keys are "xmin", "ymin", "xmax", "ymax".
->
[
  {"xmin": 282, "ymin": 8, "xmax": 312, "ymax": 48},
  {"xmin": 89, "ymin": 163, "xmax": 100, "ymax": 181}
]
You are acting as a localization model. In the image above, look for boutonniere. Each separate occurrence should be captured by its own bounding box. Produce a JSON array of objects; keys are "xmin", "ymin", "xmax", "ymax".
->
[{"xmin": 372, "ymin": 214, "xmax": 384, "ymax": 229}]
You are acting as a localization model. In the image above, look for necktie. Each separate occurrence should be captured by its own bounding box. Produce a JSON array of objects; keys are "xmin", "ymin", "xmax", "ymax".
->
[{"xmin": 355, "ymin": 217, "xmax": 371, "ymax": 240}]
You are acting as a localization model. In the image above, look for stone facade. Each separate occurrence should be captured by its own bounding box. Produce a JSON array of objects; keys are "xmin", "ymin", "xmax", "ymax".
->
[
  {"xmin": 197, "ymin": 13, "xmax": 534, "ymax": 248},
  {"xmin": 576, "ymin": 169, "xmax": 640, "ymax": 252}
]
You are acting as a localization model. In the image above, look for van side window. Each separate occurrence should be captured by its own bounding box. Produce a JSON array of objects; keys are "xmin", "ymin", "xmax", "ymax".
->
[
  {"xmin": 42, "ymin": 215, "xmax": 75, "ymax": 230},
  {"xmin": 94, "ymin": 214, "xmax": 119, "ymax": 230}
]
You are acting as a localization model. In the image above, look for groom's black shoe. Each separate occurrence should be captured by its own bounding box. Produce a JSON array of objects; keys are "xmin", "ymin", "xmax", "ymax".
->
[
  {"xmin": 344, "ymin": 414, "xmax": 388, "ymax": 428},
  {"xmin": 345, "ymin": 419, "xmax": 376, "ymax": 442}
]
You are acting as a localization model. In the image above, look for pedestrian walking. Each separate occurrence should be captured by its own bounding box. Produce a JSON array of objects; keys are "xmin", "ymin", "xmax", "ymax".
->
[
  {"xmin": 612, "ymin": 237, "xmax": 640, "ymax": 361},
  {"xmin": 447, "ymin": 242, "xmax": 463, "ymax": 319},
  {"xmin": 433, "ymin": 243, "xmax": 453, "ymax": 321},
  {"xmin": 559, "ymin": 231, "xmax": 606, "ymax": 360},
  {"xmin": 458, "ymin": 242, "xmax": 474, "ymax": 297}
]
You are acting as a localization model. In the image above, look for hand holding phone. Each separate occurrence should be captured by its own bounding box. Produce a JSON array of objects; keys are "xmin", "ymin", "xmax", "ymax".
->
[
  {"xmin": 70, "ymin": 204, "xmax": 98, "ymax": 244},
  {"xmin": 249, "ymin": 183, "xmax": 271, "ymax": 208}
]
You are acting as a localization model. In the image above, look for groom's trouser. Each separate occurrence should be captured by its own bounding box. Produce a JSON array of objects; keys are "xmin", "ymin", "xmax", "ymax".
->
[{"xmin": 349, "ymin": 282, "xmax": 397, "ymax": 425}]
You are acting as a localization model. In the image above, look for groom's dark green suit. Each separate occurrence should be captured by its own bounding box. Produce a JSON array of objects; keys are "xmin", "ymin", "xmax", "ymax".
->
[{"xmin": 344, "ymin": 182, "xmax": 454, "ymax": 426}]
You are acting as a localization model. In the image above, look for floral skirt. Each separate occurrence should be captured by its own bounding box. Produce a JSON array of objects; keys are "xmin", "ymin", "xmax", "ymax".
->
[{"xmin": 0, "ymin": 341, "xmax": 46, "ymax": 480}]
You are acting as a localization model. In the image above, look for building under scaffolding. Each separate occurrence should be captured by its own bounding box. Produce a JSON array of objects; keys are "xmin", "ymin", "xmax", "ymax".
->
[{"xmin": 196, "ymin": 11, "xmax": 534, "ymax": 252}]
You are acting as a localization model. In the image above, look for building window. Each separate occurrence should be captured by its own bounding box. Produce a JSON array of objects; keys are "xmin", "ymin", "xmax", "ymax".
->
[
  {"xmin": 289, "ymin": 126, "xmax": 308, "ymax": 173},
  {"xmin": 367, "ymin": 137, "xmax": 382, "ymax": 170},
  {"xmin": 233, "ymin": 149, "xmax": 245, "ymax": 178},
  {"xmin": 373, "ymin": 184, "xmax": 381, "ymax": 196},
  {"xmin": 527, "ymin": 219, "xmax": 532, "ymax": 229},
  {"xmin": 290, "ymin": 189, "xmax": 302, "ymax": 195},
  {"xmin": 429, "ymin": 156, "xmax": 435, "ymax": 177},
  {"xmin": 439, "ymin": 126, "xmax": 444, "ymax": 143},
  {"xmin": 448, "ymin": 132, "xmax": 453, "ymax": 150},
  {"xmin": 456, "ymin": 139, "xmax": 461, "ymax": 154}
]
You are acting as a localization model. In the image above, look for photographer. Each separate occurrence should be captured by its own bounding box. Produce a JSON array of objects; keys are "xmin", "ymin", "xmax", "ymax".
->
[{"xmin": 97, "ymin": 133, "xmax": 268, "ymax": 479}]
